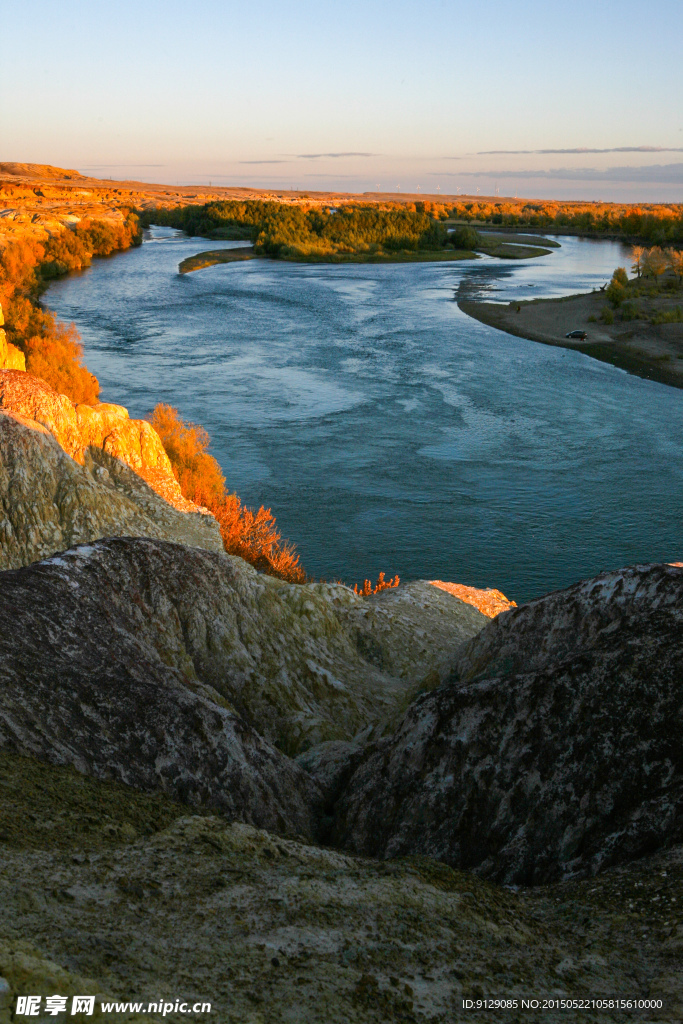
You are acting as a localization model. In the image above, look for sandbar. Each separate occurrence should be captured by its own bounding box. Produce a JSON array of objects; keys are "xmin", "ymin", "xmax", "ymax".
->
[{"xmin": 459, "ymin": 289, "xmax": 683, "ymax": 389}]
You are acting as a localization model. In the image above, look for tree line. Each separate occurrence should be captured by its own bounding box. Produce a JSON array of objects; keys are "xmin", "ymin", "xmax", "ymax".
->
[{"xmin": 142, "ymin": 201, "xmax": 449, "ymax": 257}]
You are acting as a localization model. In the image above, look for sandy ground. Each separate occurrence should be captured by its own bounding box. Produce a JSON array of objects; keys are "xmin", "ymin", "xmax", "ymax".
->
[{"xmin": 459, "ymin": 289, "xmax": 683, "ymax": 389}]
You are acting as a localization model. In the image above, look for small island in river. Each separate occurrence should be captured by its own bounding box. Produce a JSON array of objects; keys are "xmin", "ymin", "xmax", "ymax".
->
[{"xmin": 168, "ymin": 201, "xmax": 556, "ymax": 272}]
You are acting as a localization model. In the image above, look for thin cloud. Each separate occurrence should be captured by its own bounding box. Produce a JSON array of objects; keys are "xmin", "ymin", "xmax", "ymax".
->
[
  {"xmin": 79, "ymin": 163, "xmax": 166, "ymax": 168},
  {"xmin": 479, "ymin": 146, "xmax": 683, "ymax": 155},
  {"xmin": 295, "ymin": 152, "xmax": 376, "ymax": 159},
  {"xmin": 441, "ymin": 163, "xmax": 683, "ymax": 184},
  {"xmin": 239, "ymin": 160, "xmax": 288, "ymax": 165}
]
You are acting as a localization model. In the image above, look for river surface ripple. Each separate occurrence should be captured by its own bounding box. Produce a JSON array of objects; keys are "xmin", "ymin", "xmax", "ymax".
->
[{"xmin": 46, "ymin": 228, "xmax": 682, "ymax": 602}]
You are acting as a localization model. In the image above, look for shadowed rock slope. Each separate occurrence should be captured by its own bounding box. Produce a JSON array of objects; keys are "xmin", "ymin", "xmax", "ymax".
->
[
  {"xmin": 333, "ymin": 564, "xmax": 683, "ymax": 885},
  {"xmin": 0, "ymin": 408, "xmax": 223, "ymax": 569},
  {"xmin": 0, "ymin": 538, "xmax": 486, "ymax": 804},
  {"xmin": 0, "ymin": 542, "xmax": 325, "ymax": 839}
]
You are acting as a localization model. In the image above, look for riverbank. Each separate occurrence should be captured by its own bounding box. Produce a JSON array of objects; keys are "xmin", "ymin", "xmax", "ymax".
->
[{"xmin": 459, "ymin": 286, "xmax": 683, "ymax": 389}]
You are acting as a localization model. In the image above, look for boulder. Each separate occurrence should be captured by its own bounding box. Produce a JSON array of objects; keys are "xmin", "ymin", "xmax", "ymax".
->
[
  {"xmin": 332, "ymin": 564, "xmax": 683, "ymax": 883},
  {"xmin": 0, "ymin": 409, "xmax": 223, "ymax": 570}
]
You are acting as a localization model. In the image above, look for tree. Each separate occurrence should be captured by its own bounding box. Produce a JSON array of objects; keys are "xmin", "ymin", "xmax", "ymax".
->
[
  {"xmin": 451, "ymin": 225, "xmax": 480, "ymax": 250},
  {"xmin": 631, "ymin": 246, "xmax": 645, "ymax": 278},
  {"xmin": 642, "ymin": 246, "xmax": 668, "ymax": 286},
  {"xmin": 666, "ymin": 248, "xmax": 683, "ymax": 285}
]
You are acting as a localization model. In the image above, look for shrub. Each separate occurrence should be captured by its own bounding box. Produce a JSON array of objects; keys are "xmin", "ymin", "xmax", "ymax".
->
[
  {"xmin": 601, "ymin": 307, "xmax": 614, "ymax": 324},
  {"xmin": 0, "ymin": 214, "xmax": 140, "ymax": 404},
  {"xmin": 605, "ymin": 281, "xmax": 625, "ymax": 307},
  {"xmin": 620, "ymin": 301, "xmax": 639, "ymax": 321},
  {"xmin": 612, "ymin": 267, "xmax": 629, "ymax": 287},
  {"xmin": 353, "ymin": 572, "xmax": 400, "ymax": 596},
  {"xmin": 24, "ymin": 319, "xmax": 99, "ymax": 404},
  {"xmin": 451, "ymin": 226, "xmax": 480, "ymax": 251},
  {"xmin": 651, "ymin": 306, "xmax": 683, "ymax": 324},
  {"xmin": 148, "ymin": 403, "xmax": 225, "ymax": 508},
  {"xmin": 211, "ymin": 493, "xmax": 306, "ymax": 584},
  {"xmin": 149, "ymin": 404, "xmax": 306, "ymax": 584}
]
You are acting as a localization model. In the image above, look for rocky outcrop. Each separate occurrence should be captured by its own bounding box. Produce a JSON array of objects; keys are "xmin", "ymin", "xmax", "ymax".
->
[
  {"xmin": 332, "ymin": 564, "xmax": 683, "ymax": 884},
  {"xmin": 0, "ymin": 538, "xmax": 487, "ymax": 775},
  {"xmin": 0, "ymin": 409, "xmax": 223, "ymax": 570},
  {"xmin": 0, "ymin": 370, "xmax": 203, "ymax": 515},
  {"xmin": 0, "ymin": 540, "xmax": 322, "ymax": 838},
  {"xmin": 3, "ymin": 750, "xmax": 682, "ymax": 1022},
  {"xmin": 429, "ymin": 579, "xmax": 516, "ymax": 617}
]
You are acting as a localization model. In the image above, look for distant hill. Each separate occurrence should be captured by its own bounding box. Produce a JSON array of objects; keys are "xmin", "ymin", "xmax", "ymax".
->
[{"xmin": 0, "ymin": 162, "xmax": 84, "ymax": 180}]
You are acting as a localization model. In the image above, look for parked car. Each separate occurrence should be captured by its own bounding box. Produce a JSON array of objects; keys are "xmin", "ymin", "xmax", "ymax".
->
[{"xmin": 566, "ymin": 330, "xmax": 587, "ymax": 340}]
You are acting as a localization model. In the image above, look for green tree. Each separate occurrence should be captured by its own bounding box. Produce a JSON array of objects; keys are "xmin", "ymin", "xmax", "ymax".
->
[{"xmin": 451, "ymin": 226, "xmax": 480, "ymax": 250}]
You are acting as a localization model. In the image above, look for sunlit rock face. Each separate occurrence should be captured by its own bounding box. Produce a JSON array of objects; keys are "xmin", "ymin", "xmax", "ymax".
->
[
  {"xmin": 0, "ymin": 408, "xmax": 223, "ymax": 570},
  {"xmin": 429, "ymin": 579, "xmax": 516, "ymax": 617},
  {"xmin": 332, "ymin": 564, "xmax": 683, "ymax": 884},
  {"xmin": 0, "ymin": 370, "xmax": 205, "ymax": 515}
]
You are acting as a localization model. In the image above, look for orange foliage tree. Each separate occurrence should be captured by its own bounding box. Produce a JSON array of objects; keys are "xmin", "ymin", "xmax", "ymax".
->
[
  {"xmin": 149, "ymin": 404, "xmax": 306, "ymax": 584},
  {"xmin": 0, "ymin": 213, "xmax": 141, "ymax": 404}
]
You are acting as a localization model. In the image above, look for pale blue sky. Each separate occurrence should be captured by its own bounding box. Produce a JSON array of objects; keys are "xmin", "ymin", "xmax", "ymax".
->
[{"xmin": 2, "ymin": 0, "xmax": 682, "ymax": 200}]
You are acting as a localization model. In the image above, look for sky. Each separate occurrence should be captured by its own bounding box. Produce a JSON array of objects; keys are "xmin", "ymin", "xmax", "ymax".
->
[{"xmin": 2, "ymin": 0, "xmax": 683, "ymax": 202}]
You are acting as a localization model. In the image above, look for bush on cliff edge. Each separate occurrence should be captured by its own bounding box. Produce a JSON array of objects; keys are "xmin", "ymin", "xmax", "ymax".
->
[{"xmin": 149, "ymin": 404, "xmax": 306, "ymax": 584}]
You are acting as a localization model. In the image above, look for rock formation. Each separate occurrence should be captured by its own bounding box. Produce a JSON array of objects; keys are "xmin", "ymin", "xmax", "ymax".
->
[
  {"xmin": 0, "ymin": 370, "xmax": 204, "ymax": 515},
  {"xmin": 0, "ymin": 538, "xmax": 487, "ymax": 784},
  {"xmin": 332, "ymin": 564, "xmax": 683, "ymax": 884},
  {"xmin": 0, "ymin": 540, "xmax": 323, "ymax": 839},
  {"xmin": 0, "ymin": 409, "xmax": 223, "ymax": 570},
  {"xmin": 429, "ymin": 579, "xmax": 516, "ymax": 617}
]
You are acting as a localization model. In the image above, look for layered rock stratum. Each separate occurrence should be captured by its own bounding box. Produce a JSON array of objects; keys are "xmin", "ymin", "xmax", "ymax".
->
[{"xmin": 332, "ymin": 564, "xmax": 683, "ymax": 885}]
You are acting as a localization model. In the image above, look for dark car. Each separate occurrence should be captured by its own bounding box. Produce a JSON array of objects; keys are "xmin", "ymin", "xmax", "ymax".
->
[{"xmin": 566, "ymin": 329, "xmax": 587, "ymax": 340}]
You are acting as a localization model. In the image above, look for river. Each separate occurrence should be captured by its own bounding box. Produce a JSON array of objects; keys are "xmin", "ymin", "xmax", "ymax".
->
[{"xmin": 46, "ymin": 228, "xmax": 682, "ymax": 602}]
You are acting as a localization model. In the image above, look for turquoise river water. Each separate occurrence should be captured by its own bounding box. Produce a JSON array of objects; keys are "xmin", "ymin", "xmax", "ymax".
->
[{"xmin": 46, "ymin": 227, "xmax": 682, "ymax": 602}]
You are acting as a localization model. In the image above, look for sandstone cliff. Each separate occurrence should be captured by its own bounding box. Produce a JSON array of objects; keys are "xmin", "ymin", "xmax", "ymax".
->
[
  {"xmin": 0, "ymin": 370, "xmax": 207, "ymax": 516},
  {"xmin": 332, "ymin": 564, "xmax": 683, "ymax": 884},
  {"xmin": 0, "ymin": 409, "xmax": 223, "ymax": 569}
]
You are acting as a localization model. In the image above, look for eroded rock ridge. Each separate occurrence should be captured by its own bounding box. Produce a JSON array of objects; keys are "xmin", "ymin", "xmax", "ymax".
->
[{"xmin": 332, "ymin": 563, "xmax": 683, "ymax": 883}]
